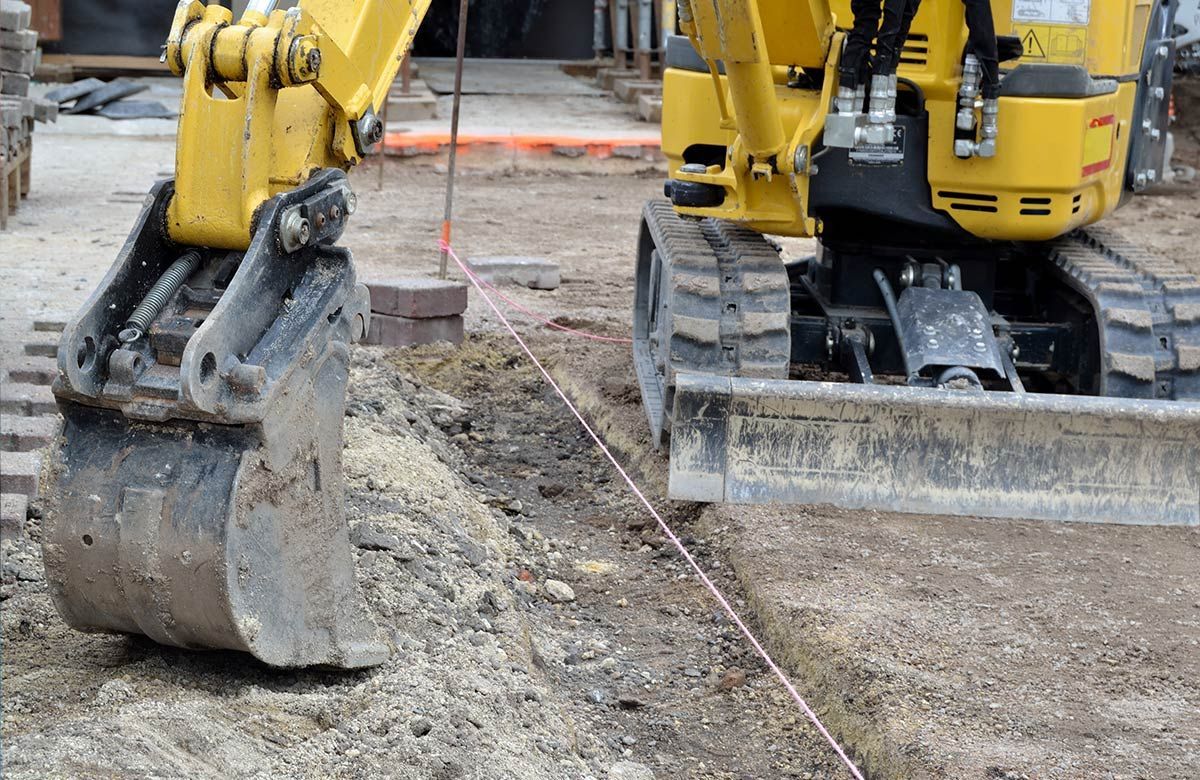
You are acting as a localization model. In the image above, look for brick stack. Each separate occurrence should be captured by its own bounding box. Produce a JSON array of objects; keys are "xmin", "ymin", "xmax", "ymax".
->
[
  {"xmin": 363, "ymin": 278, "xmax": 468, "ymax": 347},
  {"xmin": 1, "ymin": 0, "xmax": 57, "ymax": 231},
  {"xmin": 0, "ymin": 316, "xmax": 64, "ymax": 540}
]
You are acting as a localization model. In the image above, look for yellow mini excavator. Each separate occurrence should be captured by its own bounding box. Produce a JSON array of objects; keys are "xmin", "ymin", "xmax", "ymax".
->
[
  {"xmin": 44, "ymin": 0, "xmax": 431, "ymax": 668},
  {"xmin": 635, "ymin": 0, "xmax": 1200, "ymax": 525}
]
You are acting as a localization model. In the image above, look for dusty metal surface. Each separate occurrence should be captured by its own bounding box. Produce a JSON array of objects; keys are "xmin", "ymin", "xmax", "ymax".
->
[
  {"xmin": 44, "ymin": 170, "xmax": 384, "ymax": 668},
  {"xmin": 669, "ymin": 373, "xmax": 1200, "ymax": 525}
]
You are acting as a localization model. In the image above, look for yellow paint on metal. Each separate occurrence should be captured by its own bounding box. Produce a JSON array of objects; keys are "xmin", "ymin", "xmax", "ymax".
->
[
  {"xmin": 165, "ymin": 0, "xmax": 432, "ymax": 251},
  {"xmin": 664, "ymin": 0, "xmax": 1152, "ymax": 242},
  {"xmin": 927, "ymin": 84, "xmax": 1137, "ymax": 241}
]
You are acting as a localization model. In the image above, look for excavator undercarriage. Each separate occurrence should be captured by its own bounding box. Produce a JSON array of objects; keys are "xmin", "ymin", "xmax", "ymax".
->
[
  {"xmin": 635, "ymin": 202, "xmax": 1200, "ymax": 524},
  {"xmin": 632, "ymin": 0, "xmax": 1200, "ymax": 526}
]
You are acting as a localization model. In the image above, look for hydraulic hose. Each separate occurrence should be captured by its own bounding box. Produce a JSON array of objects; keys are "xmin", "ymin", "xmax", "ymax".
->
[
  {"xmin": 871, "ymin": 0, "xmax": 920, "ymax": 77},
  {"xmin": 840, "ymin": 0, "xmax": 885, "ymax": 89},
  {"xmin": 873, "ymin": 268, "xmax": 917, "ymax": 381},
  {"xmin": 961, "ymin": 0, "xmax": 1000, "ymax": 99},
  {"xmin": 888, "ymin": 0, "xmax": 924, "ymax": 72}
]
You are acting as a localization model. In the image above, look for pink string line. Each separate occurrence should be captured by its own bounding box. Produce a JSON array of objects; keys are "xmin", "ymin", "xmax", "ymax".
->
[
  {"xmin": 450, "ymin": 249, "xmax": 633, "ymax": 344},
  {"xmin": 441, "ymin": 240, "xmax": 866, "ymax": 780}
]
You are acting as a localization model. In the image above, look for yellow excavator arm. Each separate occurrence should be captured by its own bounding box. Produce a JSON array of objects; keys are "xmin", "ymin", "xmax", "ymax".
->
[
  {"xmin": 45, "ymin": 0, "xmax": 434, "ymax": 669},
  {"xmin": 164, "ymin": 0, "xmax": 431, "ymax": 249}
]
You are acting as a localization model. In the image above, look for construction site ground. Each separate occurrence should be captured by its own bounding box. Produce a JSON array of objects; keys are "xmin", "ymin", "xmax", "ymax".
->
[{"xmin": 2, "ymin": 74, "xmax": 1199, "ymax": 779}]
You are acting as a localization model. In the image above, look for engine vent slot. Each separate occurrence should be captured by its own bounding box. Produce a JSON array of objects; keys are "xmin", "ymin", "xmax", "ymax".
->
[
  {"xmin": 899, "ymin": 34, "xmax": 929, "ymax": 67},
  {"xmin": 1019, "ymin": 196, "xmax": 1053, "ymax": 216},
  {"xmin": 939, "ymin": 190, "xmax": 999, "ymax": 213}
]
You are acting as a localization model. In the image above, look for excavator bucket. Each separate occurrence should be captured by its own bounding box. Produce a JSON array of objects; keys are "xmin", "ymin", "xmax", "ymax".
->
[
  {"xmin": 669, "ymin": 373, "xmax": 1200, "ymax": 526},
  {"xmin": 43, "ymin": 171, "xmax": 387, "ymax": 668}
]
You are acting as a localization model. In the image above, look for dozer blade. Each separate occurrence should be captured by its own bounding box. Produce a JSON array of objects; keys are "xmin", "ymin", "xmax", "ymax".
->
[
  {"xmin": 44, "ymin": 170, "xmax": 386, "ymax": 667},
  {"xmin": 669, "ymin": 373, "xmax": 1200, "ymax": 526}
]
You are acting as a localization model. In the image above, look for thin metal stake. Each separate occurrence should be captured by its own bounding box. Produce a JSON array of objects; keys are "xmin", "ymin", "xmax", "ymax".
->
[{"xmin": 439, "ymin": 0, "xmax": 471, "ymax": 279}]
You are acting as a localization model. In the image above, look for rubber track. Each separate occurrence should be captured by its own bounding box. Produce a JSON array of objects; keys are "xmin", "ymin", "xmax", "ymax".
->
[
  {"xmin": 641, "ymin": 200, "xmax": 791, "ymax": 386},
  {"xmin": 632, "ymin": 200, "xmax": 791, "ymax": 445},
  {"xmin": 1051, "ymin": 228, "xmax": 1200, "ymax": 400}
]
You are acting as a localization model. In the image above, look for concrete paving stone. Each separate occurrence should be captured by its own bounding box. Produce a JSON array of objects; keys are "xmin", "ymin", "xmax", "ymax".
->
[
  {"xmin": 5, "ymin": 355, "xmax": 57, "ymax": 385},
  {"xmin": 1, "ymin": 414, "xmax": 59, "ymax": 451},
  {"xmin": 22, "ymin": 335, "xmax": 58, "ymax": 357},
  {"xmin": 596, "ymin": 67, "xmax": 640, "ymax": 92},
  {"xmin": 1, "ymin": 69, "xmax": 29, "ymax": 96},
  {"xmin": 0, "ymin": 27, "xmax": 35, "ymax": 49},
  {"xmin": 612, "ymin": 79, "xmax": 662, "ymax": 104},
  {"xmin": 467, "ymin": 256, "xmax": 561, "ymax": 291},
  {"xmin": 31, "ymin": 97, "xmax": 55, "ymax": 122},
  {"xmin": 0, "ymin": 1, "xmax": 30, "ymax": 32},
  {"xmin": 365, "ymin": 277, "xmax": 468, "ymax": 319},
  {"xmin": 33, "ymin": 316, "xmax": 68, "ymax": 332},
  {"xmin": 0, "ymin": 382, "xmax": 56, "ymax": 415},
  {"xmin": 551, "ymin": 145, "xmax": 587, "ymax": 158},
  {"xmin": 0, "ymin": 449, "xmax": 40, "ymax": 497},
  {"xmin": 0, "ymin": 46, "xmax": 33, "ymax": 74},
  {"xmin": 385, "ymin": 86, "xmax": 438, "ymax": 122},
  {"xmin": 0, "ymin": 491, "xmax": 27, "ymax": 538},
  {"xmin": 364, "ymin": 313, "xmax": 463, "ymax": 347},
  {"xmin": 637, "ymin": 94, "xmax": 662, "ymax": 124},
  {"xmin": 611, "ymin": 144, "xmax": 647, "ymax": 159}
]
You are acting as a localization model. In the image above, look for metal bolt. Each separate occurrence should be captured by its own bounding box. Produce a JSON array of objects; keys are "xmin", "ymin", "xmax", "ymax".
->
[
  {"xmin": 345, "ymin": 191, "xmax": 358, "ymax": 215},
  {"xmin": 900, "ymin": 265, "xmax": 916, "ymax": 289},
  {"xmin": 290, "ymin": 38, "xmax": 321, "ymax": 82},
  {"xmin": 793, "ymin": 145, "xmax": 808, "ymax": 173},
  {"xmin": 679, "ymin": 163, "xmax": 707, "ymax": 175},
  {"xmin": 361, "ymin": 116, "xmax": 382, "ymax": 144},
  {"xmin": 281, "ymin": 209, "xmax": 311, "ymax": 251}
]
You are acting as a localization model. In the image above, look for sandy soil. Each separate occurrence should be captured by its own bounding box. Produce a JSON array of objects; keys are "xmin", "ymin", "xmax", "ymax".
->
[{"xmin": 4, "ymin": 78, "xmax": 1200, "ymax": 779}]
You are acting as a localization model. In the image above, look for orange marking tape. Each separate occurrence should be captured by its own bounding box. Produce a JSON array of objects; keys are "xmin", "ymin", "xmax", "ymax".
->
[{"xmin": 384, "ymin": 132, "xmax": 662, "ymax": 158}]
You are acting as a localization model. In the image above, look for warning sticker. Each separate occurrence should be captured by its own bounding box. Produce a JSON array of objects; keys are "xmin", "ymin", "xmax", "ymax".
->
[
  {"xmin": 1012, "ymin": 0, "xmax": 1091, "ymax": 26},
  {"xmin": 1082, "ymin": 114, "xmax": 1115, "ymax": 177},
  {"xmin": 1013, "ymin": 23, "xmax": 1088, "ymax": 65}
]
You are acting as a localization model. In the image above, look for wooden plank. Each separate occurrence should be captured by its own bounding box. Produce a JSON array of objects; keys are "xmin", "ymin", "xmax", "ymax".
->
[{"xmin": 38, "ymin": 54, "xmax": 169, "ymax": 79}]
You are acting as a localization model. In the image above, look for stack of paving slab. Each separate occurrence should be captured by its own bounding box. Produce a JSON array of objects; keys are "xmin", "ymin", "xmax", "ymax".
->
[
  {"xmin": 363, "ymin": 278, "xmax": 467, "ymax": 347},
  {"xmin": 1, "ymin": 0, "xmax": 57, "ymax": 230},
  {"xmin": 0, "ymin": 317, "xmax": 64, "ymax": 541},
  {"xmin": 596, "ymin": 66, "xmax": 662, "ymax": 123}
]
